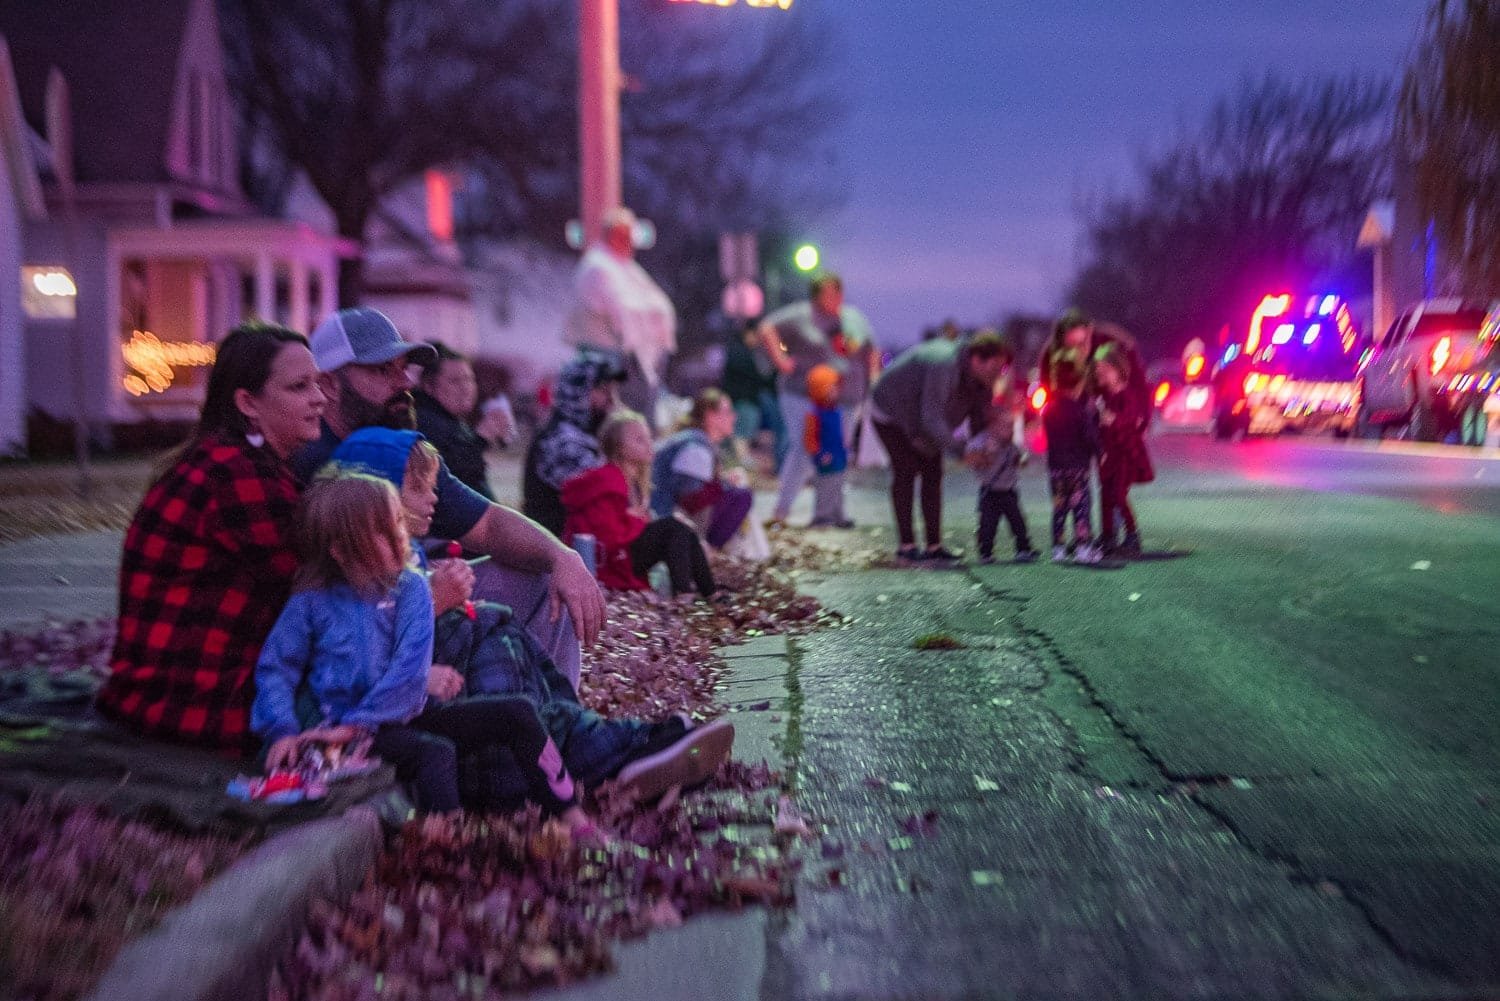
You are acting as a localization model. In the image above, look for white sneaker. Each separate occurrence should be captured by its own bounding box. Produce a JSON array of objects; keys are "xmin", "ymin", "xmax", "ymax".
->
[
  {"xmin": 1074, "ymin": 543, "xmax": 1103, "ymax": 565},
  {"xmin": 614, "ymin": 718, "xmax": 735, "ymax": 803},
  {"xmin": 1051, "ymin": 545, "xmax": 1070, "ymax": 563}
]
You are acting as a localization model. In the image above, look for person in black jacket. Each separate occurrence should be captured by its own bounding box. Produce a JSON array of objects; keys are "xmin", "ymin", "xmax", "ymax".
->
[
  {"xmin": 1042, "ymin": 350, "xmax": 1102, "ymax": 565},
  {"xmin": 415, "ymin": 343, "xmax": 495, "ymax": 500}
]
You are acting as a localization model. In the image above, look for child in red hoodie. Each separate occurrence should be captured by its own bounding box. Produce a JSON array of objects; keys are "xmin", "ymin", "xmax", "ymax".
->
[{"xmin": 561, "ymin": 411, "xmax": 718, "ymax": 598}]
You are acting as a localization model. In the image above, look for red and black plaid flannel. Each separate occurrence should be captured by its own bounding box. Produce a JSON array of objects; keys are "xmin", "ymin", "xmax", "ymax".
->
[{"xmin": 96, "ymin": 433, "xmax": 301, "ymax": 753}]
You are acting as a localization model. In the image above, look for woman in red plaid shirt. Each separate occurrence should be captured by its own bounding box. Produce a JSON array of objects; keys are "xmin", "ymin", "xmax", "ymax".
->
[{"xmin": 97, "ymin": 324, "xmax": 327, "ymax": 753}]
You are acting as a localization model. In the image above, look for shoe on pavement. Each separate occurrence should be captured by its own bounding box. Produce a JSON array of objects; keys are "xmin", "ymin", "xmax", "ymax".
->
[
  {"xmin": 1014, "ymin": 548, "xmax": 1040, "ymax": 563},
  {"xmin": 977, "ymin": 553, "xmax": 997, "ymax": 566},
  {"xmin": 924, "ymin": 545, "xmax": 962, "ymax": 561},
  {"xmin": 614, "ymin": 718, "xmax": 735, "ymax": 803},
  {"xmin": 895, "ymin": 544, "xmax": 924, "ymax": 563},
  {"xmin": 1074, "ymin": 543, "xmax": 1103, "ymax": 565},
  {"xmin": 1118, "ymin": 533, "xmax": 1142, "ymax": 557},
  {"xmin": 1051, "ymin": 545, "xmax": 1070, "ymax": 563}
]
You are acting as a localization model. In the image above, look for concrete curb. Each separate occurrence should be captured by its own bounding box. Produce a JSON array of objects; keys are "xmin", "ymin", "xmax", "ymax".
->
[
  {"xmin": 543, "ymin": 636, "xmax": 792, "ymax": 1001},
  {"xmin": 85, "ymin": 804, "xmax": 383, "ymax": 1001},
  {"xmin": 79, "ymin": 636, "xmax": 793, "ymax": 1001}
]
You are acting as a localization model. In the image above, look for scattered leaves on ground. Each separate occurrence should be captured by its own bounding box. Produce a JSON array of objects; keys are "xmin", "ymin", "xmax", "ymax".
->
[{"xmin": 0, "ymin": 796, "xmax": 249, "ymax": 1001}]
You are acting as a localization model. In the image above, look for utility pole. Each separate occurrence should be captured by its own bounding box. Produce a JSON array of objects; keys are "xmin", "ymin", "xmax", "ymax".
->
[{"xmin": 578, "ymin": 0, "xmax": 621, "ymax": 249}]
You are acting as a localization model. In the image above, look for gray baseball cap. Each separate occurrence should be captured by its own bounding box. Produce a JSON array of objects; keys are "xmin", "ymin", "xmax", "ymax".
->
[{"xmin": 309, "ymin": 307, "xmax": 438, "ymax": 372}]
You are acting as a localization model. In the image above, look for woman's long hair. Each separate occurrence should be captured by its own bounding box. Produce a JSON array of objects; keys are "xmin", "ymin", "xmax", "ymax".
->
[
  {"xmin": 199, "ymin": 323, "xmax": 309, "ymax": 442},
  {"xmin": 599, "ymin": 409, "xmax": 652, "ymax": 507},
  {"xmin": 157, "ymin": 323, "xmax": 309, "ymax": 475}
]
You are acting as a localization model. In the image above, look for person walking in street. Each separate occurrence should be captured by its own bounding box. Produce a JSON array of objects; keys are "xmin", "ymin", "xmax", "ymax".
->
[
  {"xmin": 964, "ymin": 410, "xmax": 1038, "ymax": 565},
  {"xmin": 1093, "ymin": 343, "xmax": 1154, "ymax": 556},
  {"xmin": 758, "ymin": 273, "xmax": 879, "ymax": 528},
  {"xmin": 97, "ymin": 324, "xmax": 325, "ymax": 753},
  {"xmin": 1043, "ymin": 351, "xmax": 1102, "ymax": 564},
  {"xmin": 868, "ymin": 330, "xmax": 1012, "ymax": 563},
  {"xmin": 522, "ymin": 348, "xmax": 628, "ymax": 538},
  {"xmin": 564, "ymin": 206, "xmax": 676, "ymax": 429},
  {"xmin": 803, "ymin": 364, "xmax": 851, "ymax": 528},
  {"xmin": 723, "ymin": 317, "xmax": 786, "ymax": 473},
  {"xmin": 414, "ymin": 342, "xmax": 496, "ymax": 500},
  {"xmin": 293, "ymin": 307, "xmax": 605, "ymax": 691}
]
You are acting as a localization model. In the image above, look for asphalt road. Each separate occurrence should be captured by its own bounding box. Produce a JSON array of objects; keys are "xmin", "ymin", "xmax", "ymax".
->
[
  {"xmin": 765, "ymin": 433, "xmax": 1500, "ymax": 998},
  {"xmin": 1012, "ymin": 435, "xmax": 1500, "ymax": 981}
]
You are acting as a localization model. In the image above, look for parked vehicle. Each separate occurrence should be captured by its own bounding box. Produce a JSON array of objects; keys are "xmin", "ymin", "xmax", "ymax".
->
[
  {"xmin": 1147, "ymin": 359, "xmax": 1214, "ymax": 432},
  {"xmin": 1358, "ymin": 299, "xmax": 1499, "ymax": 441},
  {"xmin": 1210, "ymin": 292, "xmax": 1367, "ymax": 440},
  {"xmin": 1427, "ymin": 304, "xmax": 1500, "ymax": 446}
]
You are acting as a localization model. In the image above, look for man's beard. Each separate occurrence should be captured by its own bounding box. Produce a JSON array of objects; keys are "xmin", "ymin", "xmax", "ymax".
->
[{"xmin": 340, "ymin": 385, "xmax": 416, "ymax": 432}]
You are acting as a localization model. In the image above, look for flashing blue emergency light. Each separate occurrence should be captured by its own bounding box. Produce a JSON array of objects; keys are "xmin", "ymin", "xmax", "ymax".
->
[{"xmin": 1318, "ymin": 294, "xmax": 1337, "ymax": 316}]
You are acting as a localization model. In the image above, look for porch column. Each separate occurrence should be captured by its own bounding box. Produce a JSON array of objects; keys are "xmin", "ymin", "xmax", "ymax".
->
[
  {"xmin": 288, "ymin": 258, "xmax": 310, "ymax": 333},
  {"xmin": 254, "ymin": 252, "xmax": 275, "ymax": 322},
  {"xmin": 318, "ymin": 260, "xmax": 337, "ymax": 320}
]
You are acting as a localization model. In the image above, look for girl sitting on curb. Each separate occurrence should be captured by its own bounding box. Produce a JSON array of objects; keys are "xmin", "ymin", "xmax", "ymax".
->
[
  {"xmin": 562, "ymin": 410, "xmax": 719, "ymax": 599},
  {"xmin": 328, "ymin": 427, "xmax": 735, "ymax": 805},
  {"xmin": 251, "ymin": 474, "xmax": 588, "ymax": 823}
]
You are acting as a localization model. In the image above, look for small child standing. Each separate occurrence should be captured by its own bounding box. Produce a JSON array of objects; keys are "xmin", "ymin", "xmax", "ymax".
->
[
  {"xmin": 804, "ymin": 364, "xmax": 851, "ymax": 528},
  {"xmin": 964, "ymin": 413, "xmax": 1038, "ymax": 564},
  {"xmin": 1093, "ymin": 343, "xmax": 1154, "ymax": 556},
  {"xmin": 1042, "ymin": 351, "xmax": 1102, "ymax": 564},
  {"xmin": 251, "ymin": 474, "xmax": 585, "ymax": 821}
]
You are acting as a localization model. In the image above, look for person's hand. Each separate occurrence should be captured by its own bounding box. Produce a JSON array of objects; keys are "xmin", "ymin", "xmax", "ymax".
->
[
  {"xmin": 476, "ymin": 407, "xmax": 515, "ymax": 446},
  {"xmin": 426, "ymin": 663, "xmax": 464, "ymax": 701},
  {"xmin": 1100, "ymin": 410, "xmax": 1116, "ymax": 427},
  {"xmin": 428, "ymin": 558, "xmax": 474, "ymax": 614},
  {"xmin": 549, "ymin": 547, "xmax": 604, "ymax": 646},
  {"xmin": 303, "ymin": 724, "xmax": 364, "ymax": 746},
  {"xmin": 265, "ymin": 734, "xmax": 304, "ymax": 771},
  {"xmin": 724, "ymin": 467, "xmax": 749, "ymax": 488}
]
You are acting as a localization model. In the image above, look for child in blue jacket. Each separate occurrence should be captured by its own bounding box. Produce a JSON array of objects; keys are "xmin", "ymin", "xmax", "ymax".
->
[
  {"xmin": 251, "ymin": 473, "xmax": 585, "ymax": 820},
  {"xmin": 804, "ymin": 364, "xmax": 851, "ymax": 528}
]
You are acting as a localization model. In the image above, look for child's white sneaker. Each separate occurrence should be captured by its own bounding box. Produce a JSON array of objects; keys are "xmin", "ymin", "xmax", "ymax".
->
[
  {"xmin": 1074, "ymin": 543, "xmax": 1103, "ymax": 565},
  {"xmin": 1051, "ymin": 545, "xmax": 1070, "ymax": 563}
]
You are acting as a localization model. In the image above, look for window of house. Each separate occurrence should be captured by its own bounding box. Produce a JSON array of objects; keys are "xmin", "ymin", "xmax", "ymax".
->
[{"xmin": 21, "ymin": 266, "xmax": 77, "ymax": 320}]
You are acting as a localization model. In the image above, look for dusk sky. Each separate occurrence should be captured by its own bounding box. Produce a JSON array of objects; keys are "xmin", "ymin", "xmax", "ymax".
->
[{"xmin": 800, "ymin": 2, "xmax": 1434, "ymax": 351}]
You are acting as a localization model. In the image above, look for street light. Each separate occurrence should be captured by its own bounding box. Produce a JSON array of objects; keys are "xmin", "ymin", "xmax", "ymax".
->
[{"xmin": 793, "ymin": 243, "xmax": 820, "ymax": 272}]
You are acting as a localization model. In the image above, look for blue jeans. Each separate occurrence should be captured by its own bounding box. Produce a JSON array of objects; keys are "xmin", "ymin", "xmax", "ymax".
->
[{"xmin": 733, "ymin": 391, "xmax": 788, "ymax": 470}]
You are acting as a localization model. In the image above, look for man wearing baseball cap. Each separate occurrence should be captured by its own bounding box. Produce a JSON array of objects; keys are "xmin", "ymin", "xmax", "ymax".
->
[{"xmin": 295, "ymin": 307, "xmax": 604, "ymax": 685}]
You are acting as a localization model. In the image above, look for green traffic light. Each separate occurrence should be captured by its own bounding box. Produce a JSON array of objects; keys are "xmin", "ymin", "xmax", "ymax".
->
[{"xmin": 793, "ymin": 244, "xmax": 820, "ymax": 272}]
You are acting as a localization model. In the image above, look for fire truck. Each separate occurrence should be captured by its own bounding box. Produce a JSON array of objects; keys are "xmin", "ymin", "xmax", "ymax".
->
[{"xmin": 1210, "ymin": 293, "xmax": 1368, "ymax": 440}]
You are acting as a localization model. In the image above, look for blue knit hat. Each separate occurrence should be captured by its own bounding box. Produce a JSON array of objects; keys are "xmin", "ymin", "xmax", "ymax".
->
[{"xmin": 328, "ymin": 427, "xmax": 425, "ymax": 487}]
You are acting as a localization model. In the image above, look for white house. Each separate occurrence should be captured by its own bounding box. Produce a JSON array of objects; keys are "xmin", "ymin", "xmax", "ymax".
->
[
  {"xmin": 0, "ymin": 37, "xmax": 45, "ymax": 455},
  {"xmin": 0, "ymin": 0, "xmax": 350, "ymax": 446}
]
